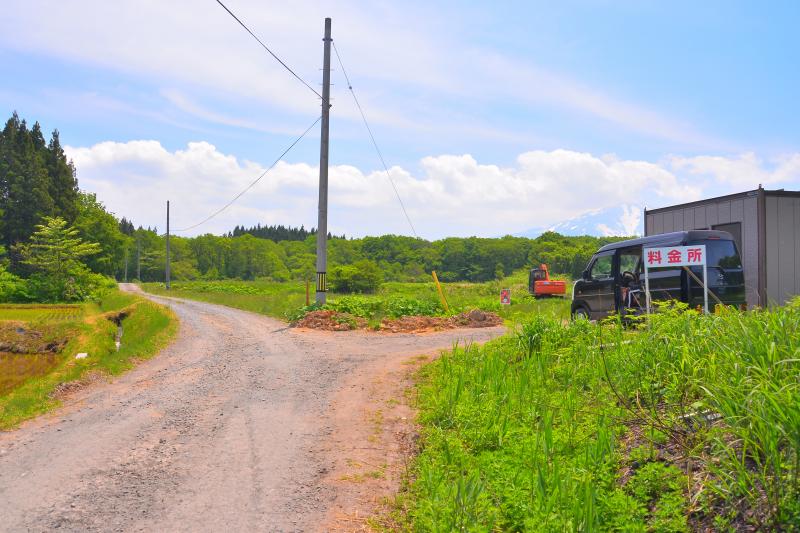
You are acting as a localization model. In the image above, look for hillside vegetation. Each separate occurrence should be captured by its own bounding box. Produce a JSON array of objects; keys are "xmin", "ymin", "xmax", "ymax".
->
[
  {"xmin": 390, "ymin": 303, "xmax": 800, "ymax": 531},
  {"xmin": 132, "ymin": 231, "xmax": 625, "ymax": 285}
]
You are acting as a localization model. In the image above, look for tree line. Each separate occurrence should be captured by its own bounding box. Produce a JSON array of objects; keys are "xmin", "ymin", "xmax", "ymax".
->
[
  {"xmin": 134, "ymin": 231, "xmax": 625, "ymax": 284},
  {"xmin": 0, "ymin": 111, "xmax": 628, "ymax": 300}
]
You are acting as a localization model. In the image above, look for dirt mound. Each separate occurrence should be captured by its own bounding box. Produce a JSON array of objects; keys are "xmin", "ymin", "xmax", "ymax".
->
[
  {"xmin": 293, "ymin": 310, "xmax": 367, "ymax": 331},
  {"xmin": 294, "ymin": 309, "xmax": 502, "ymax": 333},
  {"xmin": 0, "ymin": 323, "xmax": 66, "ymax": 353},
  {"xmin": 381, "ymin": 310, "xmax": 502, "ymax": 333}
]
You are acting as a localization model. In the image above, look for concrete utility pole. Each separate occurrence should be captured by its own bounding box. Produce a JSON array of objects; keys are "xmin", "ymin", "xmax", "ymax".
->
[
  {"xmin": 136, "ymin": 234, "xmax": 141, "ymax": 281},
  {"xmin": 315, "ymin": 17, "xmax": 332, "ymax": 304},
  {"xmin": 166, "ymin": 200, "xmax": 171, "ymax": 290},
  {"xmin": 124, "ymin": 247, "xmax": 128, "ymax": 283}
]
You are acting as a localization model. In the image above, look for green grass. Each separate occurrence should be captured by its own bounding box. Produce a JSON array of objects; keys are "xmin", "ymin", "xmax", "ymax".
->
[
  {"xmin": 141, "ymin": 270, "xmax": 571, "ymax": 324},
  {"xmin": 388, "ymin": 302, "xmax": 800, "ymax": 531},
  {"xmin": 0, "ymin": 289, "xmax": 178, "ymax": 429},
  {"xmin": 142, "ymin": 280, "xmax": 307, "ymax": 319}
]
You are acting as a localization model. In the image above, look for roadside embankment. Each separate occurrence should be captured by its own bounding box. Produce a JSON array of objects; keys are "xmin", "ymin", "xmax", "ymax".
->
[{"xmin": 0, "ymin": 287, "xmax": 177, "ymax": 429}]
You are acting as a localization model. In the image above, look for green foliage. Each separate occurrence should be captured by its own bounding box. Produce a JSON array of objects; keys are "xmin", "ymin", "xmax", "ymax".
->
[
  {"xmin": 132, "ymin": 230, "xmax": 624, "ymax": 286},
  {"xmin": 329, "ymin": 259, "xmax": 384, "ymax": 293},
  {"xmin": 0, "ymin": 268, "xmax": 26, "ymax": 302},
  {"xmin": 402, "ymin": 306, "xmax": 800, "ymax": 530},
  {"xmin": 73, "ymin": 192, "xmax": 126, "ymax": 276},
  {"xmin": 0, "ymin": 246, "xmax": 26, "ymax": 302},
  {"xmin": 0, "ymin": 113, "xmax": 55, "ymax": 248},
  {"xmin": 324, "ymin": 295, "xmax": 443, "ymax": 320},
  {"xmin": 15, "ymin": 216, "xmax": 106, "ymax": 302},
  {"xmin": 0, "ymin": 113, "xmax": 126, "ymax": 296}
]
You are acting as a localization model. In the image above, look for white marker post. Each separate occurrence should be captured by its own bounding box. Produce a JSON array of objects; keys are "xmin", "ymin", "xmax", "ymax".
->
[{"xmin": 643, "ymin": 244, "xmax": 708, "ymax": 314}]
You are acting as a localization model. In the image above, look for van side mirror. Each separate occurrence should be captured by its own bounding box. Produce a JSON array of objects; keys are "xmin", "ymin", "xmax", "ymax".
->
[{"xmin": 582, "ymin": 269, "xmax": 590, "ymax": 280}]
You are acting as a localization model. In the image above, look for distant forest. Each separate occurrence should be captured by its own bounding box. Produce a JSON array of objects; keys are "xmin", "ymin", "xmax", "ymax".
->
[
  {"xmin": 0, "ymin": 111, "xmax": 630, "ymax": 286},
  {"xmin": 228, "ymin": 224, "xmax": 346, "ymax": 242}
]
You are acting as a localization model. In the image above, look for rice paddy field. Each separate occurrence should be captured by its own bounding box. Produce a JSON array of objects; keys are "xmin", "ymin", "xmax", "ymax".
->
[
  {"xmin": 0, "ymin": 304, "xmax": 84, "ymax": 322},
  {"xmin": 141, "ymin": 269, "xmax": 571, "ymax": 325},
  {"xmin": 383, "ymin": 302, "xmax": 800, "ymax": 531},
  {"xmin": 0, "ymin": 290, "xmax": 177, "ymax": 429}
]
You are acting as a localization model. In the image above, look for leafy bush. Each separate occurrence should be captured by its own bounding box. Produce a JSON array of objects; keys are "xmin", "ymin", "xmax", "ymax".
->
[
  {"xmin": 0, "ymin": 266, "xmax": 27, "ymax": 302},
  {"xmin": 15, "ymin": 217, "xmax": 109, "ymax": 302},
  {"xmin": 329, "ymin": 259, "xmax": 384, "ymax": 293},
  {"xmin": 285, "ymin": 302, "xmax": 323, "ymax": 322}
]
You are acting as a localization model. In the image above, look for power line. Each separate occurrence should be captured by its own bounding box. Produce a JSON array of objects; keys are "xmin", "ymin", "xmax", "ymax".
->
[
  {"xmin": 173, "ymin": 115, "xmax": 322, "ymax": 232},
  {"xmin": 331, "ymin": 41, "xmax": 419, "ymax": 238},
  {"xmin": 213, "ymin": 0, "xmax": 322, "ymax": 99}
]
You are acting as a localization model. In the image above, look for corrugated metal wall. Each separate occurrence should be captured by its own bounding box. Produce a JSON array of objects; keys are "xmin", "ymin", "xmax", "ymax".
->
[
  {"xmin": 646, "ymin": 195, "xmax": 761, "ymax": 307},
  {"xmin": 765, "ymin": 195, "xmax": 800, "ymax": 305}
]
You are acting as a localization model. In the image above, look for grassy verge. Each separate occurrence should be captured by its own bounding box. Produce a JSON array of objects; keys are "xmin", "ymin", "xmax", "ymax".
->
[
  {"xmin": 142, "ymin": 280, "xmax": 306, "ymax": 319},
  {"xmin": 0, "ymin": 289, "xmax": 177, "ymax": 429},
  {"xmin": 387, "ymin": 303, "xmax": 800, "ymax": 531},
  {"xmin": 141, "ymin": 270, "xmax": 571, "ymax": 324}
]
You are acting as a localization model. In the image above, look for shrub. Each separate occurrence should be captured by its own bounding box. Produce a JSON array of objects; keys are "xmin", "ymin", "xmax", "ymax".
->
[
  {"xmin": 15, "ymin": 216, "xmax": 105, "ymax": 302},
  {"xmin": 329, "ymin": 259, "xmax": 383, "ymax": 293},
  {"xmin": 0, "ymin": 268, "xmax": 27, "ymax": 302}
]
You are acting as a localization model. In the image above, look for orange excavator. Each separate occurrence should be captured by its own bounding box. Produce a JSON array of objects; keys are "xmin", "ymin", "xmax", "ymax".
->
[{"xmin": 528, "ymin": 264, "xmax": 566, "ymax": 297}]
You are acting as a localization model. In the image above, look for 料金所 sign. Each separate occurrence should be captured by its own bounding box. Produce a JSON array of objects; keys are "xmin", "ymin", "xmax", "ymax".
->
[
  {"xmin": 644, "ymin": 245, "xmax": 706, "ymax": 268},
  {"xmin": 643, "ymin": 244, "xmax": 708, "ymax": 314}
]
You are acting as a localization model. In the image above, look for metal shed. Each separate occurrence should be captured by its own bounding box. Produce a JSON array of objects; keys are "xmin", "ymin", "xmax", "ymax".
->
[{"xmin": 644, "ymin": 186, "xmax": 800, "ymax": 308}]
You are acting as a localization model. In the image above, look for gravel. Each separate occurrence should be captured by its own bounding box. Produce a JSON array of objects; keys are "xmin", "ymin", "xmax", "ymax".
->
[{"xmin": 0, "ymin": 284, "xmax": 504, "ymax": 532}]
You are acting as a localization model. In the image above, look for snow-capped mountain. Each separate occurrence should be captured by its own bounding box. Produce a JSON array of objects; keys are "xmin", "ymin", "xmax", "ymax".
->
[{"xmin": 516, "ymin": 205, "xmax": 643, "ymax": 238}]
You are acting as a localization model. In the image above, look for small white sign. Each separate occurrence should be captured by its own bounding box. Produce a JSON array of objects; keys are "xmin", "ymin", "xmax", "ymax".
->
[{"xmin": 644, "ymin": 244, "xmax": 706, "ymax": 268}]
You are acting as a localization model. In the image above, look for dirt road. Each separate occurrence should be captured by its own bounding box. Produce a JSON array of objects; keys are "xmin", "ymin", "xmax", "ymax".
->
[{"xmin": 0, "ymin": 285, "xmax": 504, "ymax": 532}]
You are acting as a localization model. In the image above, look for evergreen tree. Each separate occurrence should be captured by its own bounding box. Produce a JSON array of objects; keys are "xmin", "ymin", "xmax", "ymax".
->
[
  {"xmin": 119, "ymin": 217, "xmax": 135, "ymax": 235},
  {"xmin": 0, "ymin": 113, "xmax": 54, "ymax": 252},
  {"xmin": 30, "ymin": 121, "xmax": 47, "ymax": 151},
  {"xmin": 46, "ymin": 129, "xmax": 79, "ymax": 222}
]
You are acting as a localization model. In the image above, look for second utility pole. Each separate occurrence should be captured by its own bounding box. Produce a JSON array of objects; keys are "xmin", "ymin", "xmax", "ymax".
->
[
  {"xmin": 136, "ymin": 234, "xmax": 141, "ymax": 281},
  {"xmin": 315, "ymin": 17, "xmax": 332, "ymax": 304},
  {"xmin": 166, "ymin": 200, "xmax": 171, "ymax": 290}
]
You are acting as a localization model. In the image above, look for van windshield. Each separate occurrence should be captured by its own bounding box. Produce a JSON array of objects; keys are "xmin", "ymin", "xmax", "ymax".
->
[{"xmin": 692, "ymin": 239, "xmax": 742, "ymax": 269}]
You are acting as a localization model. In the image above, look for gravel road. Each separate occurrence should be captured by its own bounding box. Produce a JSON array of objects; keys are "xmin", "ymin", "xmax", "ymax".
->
[{"xmin": 0, "ymin": 285, "xmax": 504, "ymax": 532}]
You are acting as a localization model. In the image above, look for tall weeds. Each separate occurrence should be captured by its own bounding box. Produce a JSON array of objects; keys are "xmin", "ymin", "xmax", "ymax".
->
[{"xmin": 405, "ymin": 302, "xmax": 800, "ymax": 531}]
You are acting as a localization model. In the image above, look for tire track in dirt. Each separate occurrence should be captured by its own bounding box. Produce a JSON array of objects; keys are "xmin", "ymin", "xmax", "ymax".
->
[{"xmin": 0, "ymin": 284, "xmax": 504, "ymax": 532}]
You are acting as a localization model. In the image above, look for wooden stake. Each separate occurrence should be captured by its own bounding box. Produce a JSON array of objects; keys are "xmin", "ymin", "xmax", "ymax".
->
[{"xmin": 431, "ymin": 271, "xmax": 450, "ymax": 313}]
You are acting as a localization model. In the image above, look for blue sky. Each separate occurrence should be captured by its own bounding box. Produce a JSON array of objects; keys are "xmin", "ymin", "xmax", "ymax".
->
[{"xmin": 2, "ymin": 1, "xmax": 799, "ymax": 238}]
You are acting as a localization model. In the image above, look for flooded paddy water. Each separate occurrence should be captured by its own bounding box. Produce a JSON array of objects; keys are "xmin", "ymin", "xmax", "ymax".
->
[
  {"xmin": 0, "ymin": 313, "xmax": 73, "ymax": 395},
  {"xmin": 0, "ymin": 351, "xmax": 62, "ymax": 395}
]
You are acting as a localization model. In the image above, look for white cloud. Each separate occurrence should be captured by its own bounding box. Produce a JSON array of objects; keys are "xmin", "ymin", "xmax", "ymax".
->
[
  {"xmin": 63, "ymin": 139, "xmax": 788, "ymax": 239},
  {"xmin": 2, "ymin": 0, "xmax": 721, "ymax": 147},
  {"xmin": 669, "ymin": 152, "xmax": 800, "ymax": 189}
]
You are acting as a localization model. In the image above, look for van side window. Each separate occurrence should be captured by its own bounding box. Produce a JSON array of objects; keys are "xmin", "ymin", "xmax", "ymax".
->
[
  {"xmin": 590, "ymin": 254, "xmax": 613, "ymax": 279},
  {"xmin": 619, "ymin": 251, "xmax": 641, "ymax": 275}
]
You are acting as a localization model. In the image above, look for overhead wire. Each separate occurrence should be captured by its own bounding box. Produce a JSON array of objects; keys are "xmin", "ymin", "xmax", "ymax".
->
[
  {"xmin": 173, "ymin": 115, "xmax": 322, "ymax": 232},
  {"xmin": 331, "ymin": 41, "xmax": 420, "ymax": 238},
  {"xmin": 213, "ymin": 0, "xmax": 322, "ymax": 99}
]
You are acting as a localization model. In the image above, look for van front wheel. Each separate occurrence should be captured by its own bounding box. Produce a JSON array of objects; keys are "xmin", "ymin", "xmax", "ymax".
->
[{"xmin": 572, "ymin": 306, "xmax": 590, "ymax": 321}]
